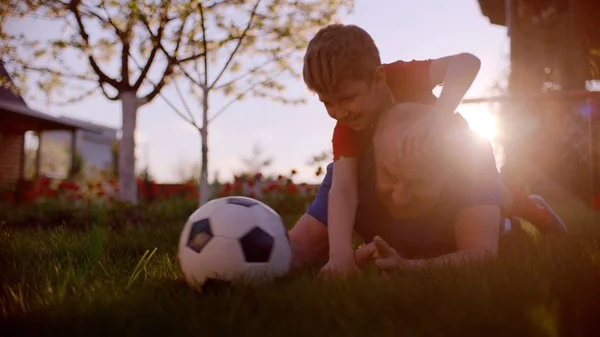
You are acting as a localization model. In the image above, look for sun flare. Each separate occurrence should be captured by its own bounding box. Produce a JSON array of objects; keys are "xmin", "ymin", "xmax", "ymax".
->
[{"xmin": 458, "ymin": 103, "xmax": 498, "ymax": 141}]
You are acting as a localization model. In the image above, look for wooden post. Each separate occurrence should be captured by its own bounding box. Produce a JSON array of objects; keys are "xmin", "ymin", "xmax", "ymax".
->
[
  {"xmin": 34, "ymin": 130, "xmax": 42, "ymax": 179},
  {"xmin": 69, "ymin": 129, "xmax": 77, "ymax": 179}
]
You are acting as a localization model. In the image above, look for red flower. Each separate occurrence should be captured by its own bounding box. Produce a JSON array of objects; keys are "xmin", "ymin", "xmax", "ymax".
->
[
  {"xmin": 246, "ymin": 180, "xmax": 255, "ymax": 187},
  {"xmin": 222, "ymin": 183, "xmax": 232, "ymax": 193},
  {"xmin": 266, "ymin": 183, "xmax": 282, "ymax": 192},
  {"xmin": 286, "ymin": 183, "xmax": 299, "ymax": 194},
  {"xmin": 248, "ymin": 191, "xmax": 257, "ymax": 199},
  {"xmin": 63, "ymin": 182, "xmax": 80, "ymax": 191},
  {"xmin": 97, "ymin": 190, "xmax": 106, "ymax": 197},
  {"xmin": 254, "ymin": 173, "xmax": 263, "ymax": 181},
  {"xmin": 165, "ymin": 186, "xmax": 177, "ymax": 196},
  {"xmin": 44, "ymin": 189, "xmax": 57, "ymax": 198}
]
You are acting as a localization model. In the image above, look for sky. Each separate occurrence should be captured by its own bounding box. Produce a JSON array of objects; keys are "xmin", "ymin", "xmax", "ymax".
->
[{"xmin": 8, "ymin": 0, "xmax": 510, "ymax": 184}]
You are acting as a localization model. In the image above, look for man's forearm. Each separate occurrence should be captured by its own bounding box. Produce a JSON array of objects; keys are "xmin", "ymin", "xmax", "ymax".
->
[
  {"xmin": 409, "ymin": 249, "xmax": 494, "ymax": 269},
  {"xmin": 434, "ymin": 54, "xmax": 481, "ymax": 115},
  {"xmin": 327, "ymin": 187, "xmax": 358, "ymax": 261}
]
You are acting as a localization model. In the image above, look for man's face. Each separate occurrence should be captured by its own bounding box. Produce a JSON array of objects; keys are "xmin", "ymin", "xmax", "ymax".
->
[
  {"xmin": 316, "ymin": 68, "xmax": 387, "ymax": 131},
  {"xmin": 374, "ymin": 141, "xmax": 448, "ymax": 219}
]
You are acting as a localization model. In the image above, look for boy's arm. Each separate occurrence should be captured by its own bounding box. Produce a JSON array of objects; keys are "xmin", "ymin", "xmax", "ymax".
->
[
  {"xmin": 429, "ymin": 53, "xmax": 481, "ymax": 115},
  {"xmin": 320, "ymin": 157, "xmax": 359, "ymax": 276}
]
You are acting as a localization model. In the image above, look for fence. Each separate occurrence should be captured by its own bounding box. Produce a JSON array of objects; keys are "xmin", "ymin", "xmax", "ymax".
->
[{"xmin": 461, "ymin": 90, "xmax": 600, "ymax": 209}]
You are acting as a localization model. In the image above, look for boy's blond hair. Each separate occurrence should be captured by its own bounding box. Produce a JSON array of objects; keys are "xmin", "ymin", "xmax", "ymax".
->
[{"xmin": 303, "ymin": 24, "xmax": 381, "ymax": 94}]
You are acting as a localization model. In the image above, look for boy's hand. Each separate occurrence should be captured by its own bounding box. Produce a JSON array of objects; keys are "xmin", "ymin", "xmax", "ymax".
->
[{"xmin": 319, "ymin": 256, "xmax": 359, "ymax": 278}]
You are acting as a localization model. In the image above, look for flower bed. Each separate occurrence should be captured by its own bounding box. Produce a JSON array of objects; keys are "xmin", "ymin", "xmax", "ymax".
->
[{"xmin": 0, "ymin": 170, "xmax": 317, "ymax": 230}]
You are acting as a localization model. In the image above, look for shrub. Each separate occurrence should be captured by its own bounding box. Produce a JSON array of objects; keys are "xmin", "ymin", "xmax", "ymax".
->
[{"xmin": 0, "ymin": 169, "xmax": 316, "ymax": 230}]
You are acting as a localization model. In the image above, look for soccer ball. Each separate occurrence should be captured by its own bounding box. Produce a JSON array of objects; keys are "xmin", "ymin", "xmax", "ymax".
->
[{"xmin": 177, "ymin": 196, "xmax": 292, "ymax": 290}]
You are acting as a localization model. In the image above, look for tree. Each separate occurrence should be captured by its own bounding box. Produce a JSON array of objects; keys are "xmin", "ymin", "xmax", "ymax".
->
[
  {"xmin": 162, "ymin": 0, "xmax": 353, "ymax": 206},
  {"xmin": 0, "ymin": 0, "xmax": 220, "ymax": 203}
]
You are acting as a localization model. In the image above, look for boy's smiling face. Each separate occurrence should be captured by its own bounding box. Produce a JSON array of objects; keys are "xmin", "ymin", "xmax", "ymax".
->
[{"xmin": 316, "ymin": 66, "xmax": 389, "ymax": 131}]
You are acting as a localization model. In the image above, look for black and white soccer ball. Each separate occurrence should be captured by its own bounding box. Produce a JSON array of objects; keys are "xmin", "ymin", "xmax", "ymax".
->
[{"xmin": 177, "ymin": 196, "xmax": 292, "ymax": 289}]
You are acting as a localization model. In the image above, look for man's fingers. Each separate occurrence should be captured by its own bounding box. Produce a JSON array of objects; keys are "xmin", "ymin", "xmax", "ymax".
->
[
  {"xmin": 354, "ymin": 242, "xmax": 376, "ymax": 266},
  {"xmin": 374, "ymin": 258, "xmax": 397, "ymax": 272},
  {"xmin": 373, "ymin": 236, "xmax": 395, "ymax": 258}
]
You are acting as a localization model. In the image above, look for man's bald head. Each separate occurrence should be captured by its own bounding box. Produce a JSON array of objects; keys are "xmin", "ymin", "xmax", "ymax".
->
[{"xmin": 371, "ymin": 103, "xmax": 466, "ymax": 218}]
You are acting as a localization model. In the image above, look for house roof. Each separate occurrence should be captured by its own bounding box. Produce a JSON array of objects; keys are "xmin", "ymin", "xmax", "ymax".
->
[
  {"xmin": 0, "ymin": 62, "xmax": 111, "ymax": 133},
  {"xmin": 0, "ymin": 63, "xmax": 28, "ymax": 106},
  {"xmin": 0, "ymin": 99, "xmax": 92, "ymax": 131}
]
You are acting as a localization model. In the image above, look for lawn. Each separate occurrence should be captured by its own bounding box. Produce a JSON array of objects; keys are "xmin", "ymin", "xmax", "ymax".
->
[{"xmin": 2, "ymin": 198, "xmax": 600, "ymax": 337}]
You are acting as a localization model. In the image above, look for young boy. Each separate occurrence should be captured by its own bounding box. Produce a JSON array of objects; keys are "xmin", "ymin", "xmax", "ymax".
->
[{"xmin": 289, "ymin": 24, "xmax": 566, "ymax": 277}]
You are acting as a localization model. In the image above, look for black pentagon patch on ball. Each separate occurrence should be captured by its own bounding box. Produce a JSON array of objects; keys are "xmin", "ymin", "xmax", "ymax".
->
[
  {"xmin": 227, "ymin": 197, "xmax": 258, "ymax": 208},
  {"xmin": 239, "ymin": 227, "xmax": 274, "ymax": 263},
  {"xmin": 187, "ymin": 218, "xmax": 213, "ymax": 253}
]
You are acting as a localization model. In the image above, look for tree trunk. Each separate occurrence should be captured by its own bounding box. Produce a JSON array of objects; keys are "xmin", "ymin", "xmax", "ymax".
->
[
  {"xmin": 199, "ymin": 90, "xmax": 210, "ymax": 206},
  {"xmin": 118, "ymin": 91, "xmax": 139, "ymax": 203}
]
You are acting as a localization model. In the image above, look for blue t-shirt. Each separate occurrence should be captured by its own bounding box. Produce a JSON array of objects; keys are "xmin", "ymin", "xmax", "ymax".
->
[{"xmin": 354, "ymin": 134, "xmax": 505, "ymax": 259}]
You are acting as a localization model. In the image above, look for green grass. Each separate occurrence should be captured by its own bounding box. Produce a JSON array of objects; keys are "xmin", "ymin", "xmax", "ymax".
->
[{"xmin": 2, "ymin": 198, "xmax": 600, "ymax": 337}]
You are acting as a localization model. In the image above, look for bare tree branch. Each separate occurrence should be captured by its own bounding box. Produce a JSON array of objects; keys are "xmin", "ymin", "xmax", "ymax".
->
[
  {"xmin": 213, "ymin": 50, "xmax": 295, "ymax": 90},
  {"xmin": 99, "ymin": 82, "xmax": 119, "ymax": 101},
  {"xmin": 199, "ymin": 2, "xmax": 209, "ymax": 88},
  {"xmin": 132, "ymin": 0, "xmax": 172, "ymax": 91},
  {"xmin": 177, "ymin": 64, "xmax": 207, "ymax": 91},
  {"xmin": 68, "ymin": 0, "xmax": 120, "ymax": 90},
  {"xmin": 86, "ymin": 1, "xmax": 120, "ymax": 34},
  {"xmin": 127, "ymin": 48, "xmax": 198, "ymax": 128},
  {"xmin": 19, "ymin": 64, "xmax": 97, "ymax": 83},
  {"xmin": 209, "ymin": 0, "xmax": 261, "ymax": 89},
  {"xmin": 173, "ymin": 76, "xmax": 197, "ymax": 125},
  {"xmin": 139, "ymin": 62, "xmax": 175, "ymax": 105},
  {"xmin": 46, "ymin": 85, "xmax": 100, "ymax": 106},
  {"xmin": 209, "ymin": 69, "xmax": 286, "ymax": 123}
]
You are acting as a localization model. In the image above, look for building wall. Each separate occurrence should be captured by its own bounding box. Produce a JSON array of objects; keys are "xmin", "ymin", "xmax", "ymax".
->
[{"xmin": 0, "ymin": 131, "xmax": 24, "ymax": 185}]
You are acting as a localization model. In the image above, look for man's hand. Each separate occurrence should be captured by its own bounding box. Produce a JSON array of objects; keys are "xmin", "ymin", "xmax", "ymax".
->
[
  {"xmin": 319, "ymin": 256, "xmax": 360, "ymax": 278},
  {"xmin": 354, "ymin": 236, "xmax": 416, "ymax": 273}
]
